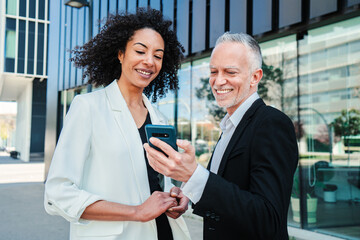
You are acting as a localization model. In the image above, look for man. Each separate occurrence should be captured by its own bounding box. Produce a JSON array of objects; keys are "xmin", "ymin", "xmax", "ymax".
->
[{"xmin": 144, "ymin": 32, "xmax": 299, "ymax": 239}]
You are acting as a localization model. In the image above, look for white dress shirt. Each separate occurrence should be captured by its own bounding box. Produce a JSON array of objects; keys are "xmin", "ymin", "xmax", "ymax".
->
[{"xmin": 182, "ymin": 92, "xmax": 260, "ymax": 203}]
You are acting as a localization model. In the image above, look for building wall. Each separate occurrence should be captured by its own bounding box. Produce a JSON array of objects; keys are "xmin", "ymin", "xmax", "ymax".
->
[
  {"xmin": 15, "ymin": 80, "xmax": 32, "ymax": 162},
  {"xmin": 0, "ymin": 0, "xmax": 49, "ymax": 161}
]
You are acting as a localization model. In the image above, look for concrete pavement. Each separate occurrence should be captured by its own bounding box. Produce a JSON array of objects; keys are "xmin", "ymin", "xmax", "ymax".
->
[
  {"xmin": 0, "ymin": 153, "xmax": 69, "ymax": 240},
  {"xmin": 0, "ymin": 153, "xmax": 203, "ymax": 240},
  {"xmin": 0, "ymin": 153, "xmax": 346, "ymax": 240},
  {"xmin": 0, "ymin": 182, "xmax": 69, "ymax": 240}
]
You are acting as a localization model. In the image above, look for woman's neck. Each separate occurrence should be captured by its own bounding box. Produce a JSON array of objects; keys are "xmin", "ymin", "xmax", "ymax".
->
[
  {"xmin": 117, "ymin": 79, "xmax": 149, "ymax": 128},
  {"xmin": 117, "ymin": 78, "xmax": 144, "ymax": 108}
]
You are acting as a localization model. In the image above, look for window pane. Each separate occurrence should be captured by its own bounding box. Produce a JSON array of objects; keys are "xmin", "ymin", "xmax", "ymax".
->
[
  {"xmin": 38, "ymin": 0, "xmax": 45, "ymax": 19},
  {"xmin": 6, "ymin": 18, "xmax": 16, "ymax": 31},
  {"xmin": 19, "ymin": 0, "xmax": 26, "ymax": 17},
  {"xmin": 176, "ymin": 0, "xmax": 189, "ymax": 54},
  {"xmin": 5, "ymin": 18, "xmax": 16, "ymax": 70},
  {"xmin": 5, "ymin": 30, "xmax": 16, "ymax": 59},
  {"xmin": 192, "ymin": 57, "xmax": 220, "ymax": 167},
  {"xmin": 5, "ymin": 17, "xmax": 16, "ymax": 72},
  {"xmin": 310, "ymin": 0, "xmax": 337, "ymax": 19},
  {"xmin": 6, "ymin": 0, "xmax": 17, "ymax": 15},
  {"xmin": 260, "ymin": 35, "xmax": 298, "ymax": 115},
  {"xmin": 297, "ymin": 16, "xmax": 360, "ymax": 229},
  {"xmin": 18, "ymin": 20, "xmax": 26, "ymax": 73},
  {"xmin": 27, "ymin": 21, "xmax": 35, "ymax": 74},
  {"xmin": 29, "ymin": 0, "xmax": 36, "ymax": 18},
  {"xmin": 177, "ymin": 63, "xmax": 191, "ymax": 141},
  {"xmin": 37, "ymin": 23, "xmax": 45, "ymax": 75},
  {"xmin": 5, "ymin": 58, "xmax": 15, "ymax": 72}
]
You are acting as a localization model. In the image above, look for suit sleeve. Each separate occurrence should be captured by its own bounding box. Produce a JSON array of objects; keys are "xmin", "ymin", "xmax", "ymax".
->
[
  {"xmin": 44, "ymin": 95, "xmax": 102, "ymax": 223},
  {"xmin": 193, "ymin": 111, "xmax": 298, "ymax": 238}
]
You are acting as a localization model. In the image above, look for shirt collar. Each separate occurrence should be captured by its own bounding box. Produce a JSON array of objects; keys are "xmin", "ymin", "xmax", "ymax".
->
[{"xmin": 220, "ymin": 92, "xmax": 260, "ymax": 132}]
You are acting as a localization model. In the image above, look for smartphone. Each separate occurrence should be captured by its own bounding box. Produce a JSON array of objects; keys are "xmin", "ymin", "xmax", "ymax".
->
[{"xmin": 145, "ymin": 124, "xmax": 178, "ymax": 154}]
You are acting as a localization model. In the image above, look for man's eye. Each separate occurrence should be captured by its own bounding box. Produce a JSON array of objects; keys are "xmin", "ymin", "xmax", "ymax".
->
[
  {"xmin": 136, "ymin": 51, "xmax": 145, "ymax": 54},
  {"xmin": 227, "ymin": 71, "xmax": 236, "ymax": 74},
  {"xmin": 210, "ymin": 71, "xmax": 217, "ymax": 74}
]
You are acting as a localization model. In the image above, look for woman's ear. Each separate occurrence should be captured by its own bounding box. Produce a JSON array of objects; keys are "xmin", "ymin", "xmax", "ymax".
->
[
  {"xmin": 250, "ymin": 68, "xmax": 263, "ymax": 87},
  {"xmin": 118, "ymin": 50, "xmax": 124, "ymax": 64}
]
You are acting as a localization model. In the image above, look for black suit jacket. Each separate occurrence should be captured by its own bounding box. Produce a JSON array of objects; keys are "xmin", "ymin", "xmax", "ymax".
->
[{"xmin": 192, "ymin": 99, "xmax": 299, "ymax": 240}]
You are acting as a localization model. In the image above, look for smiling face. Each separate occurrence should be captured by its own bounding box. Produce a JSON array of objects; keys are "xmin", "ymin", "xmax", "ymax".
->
[
  {"xmin": 118, "ymin": 28, "xmax": 165, "ymax": 91},
  {"xmin": 209, "ymin": 41, "xmax": 262, "ymax": 115}
]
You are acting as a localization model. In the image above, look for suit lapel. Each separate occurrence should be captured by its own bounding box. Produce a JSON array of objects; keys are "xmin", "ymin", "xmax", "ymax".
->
[
  {"xmin": 216, "ymin": 99, "xmax": 265, "ymax": 176},
  {"xmin": 142, "ymin": 96, "xmax": 167, "ymax": 190}
]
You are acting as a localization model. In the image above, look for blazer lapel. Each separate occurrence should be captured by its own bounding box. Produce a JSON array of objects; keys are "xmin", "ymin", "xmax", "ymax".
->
[
  {"xmin": 216, "ymin": 99, "xmax": 265, "ymax": 176},
  {"xmin": 142, "ymin": 96, "xmax": 166, "ymax": 125},
  {"xmin": 142, "ymin": 96, "xmax": 167, "ymax": 190},
  {"xmin": 104, "ymin": 80, "xmax": 151, "ymax": 203}
]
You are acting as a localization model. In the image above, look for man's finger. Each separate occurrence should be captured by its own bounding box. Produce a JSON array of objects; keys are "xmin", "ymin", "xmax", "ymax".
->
[
  {"xmin": 144, "ymin": 143, "xmax": 168, "ymax": 170},
  {"xmin": 169, "ymin": 205, "xmax": 185, "ymax": 212},
  {"xmin": 166, "ymin": 211, "xmax": 180, "ymax": 219},
  {"xmin": 149, "ymin": 137, "xmax": 176, "ymax": 156},
  {"xmin": 176, "ymin": 139, "xmax": 194, "ymax": 154},
  {"xmin": 170, "ymin": 187, "xmax": 181, "ymax": 197}
]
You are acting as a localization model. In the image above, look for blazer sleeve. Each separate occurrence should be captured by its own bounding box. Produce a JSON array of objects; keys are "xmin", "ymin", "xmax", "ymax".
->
[
  {"xmin": 193, "ymin": 110, "xmax": 298, "ymax": 238},
  {"xmin": 44, "ymin": 95, "xmax": 102, "ymax": 224}
]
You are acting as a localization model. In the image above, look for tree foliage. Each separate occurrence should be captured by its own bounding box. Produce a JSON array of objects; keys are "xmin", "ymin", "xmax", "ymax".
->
[
  {"xmin": 261, "ymin": 62, "xmax": 284, "ymax": 102},
  {"xmin": 332, "ymin": 109, "xmax": 360, "ymax": 139}
]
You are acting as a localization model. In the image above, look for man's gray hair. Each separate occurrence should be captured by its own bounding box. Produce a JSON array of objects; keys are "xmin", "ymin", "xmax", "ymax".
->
[{"xmin": 215, "ymin": 32, "xmax": 262, "ymax": 72}]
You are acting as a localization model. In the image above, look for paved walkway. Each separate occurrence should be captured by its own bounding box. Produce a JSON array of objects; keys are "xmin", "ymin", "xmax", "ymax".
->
[
  {"xmin": 0, "ymin": 153, "xmax": 347, "ymax": 240},
  {"xmin": 0, "ymin": 153, "xmax": 203, "ymax": 240}
]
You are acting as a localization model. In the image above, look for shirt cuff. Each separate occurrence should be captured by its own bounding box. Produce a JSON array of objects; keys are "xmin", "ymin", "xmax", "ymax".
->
[{"xmin": 181, "ymin": 164, "xmax": 209, "ymax": 204}]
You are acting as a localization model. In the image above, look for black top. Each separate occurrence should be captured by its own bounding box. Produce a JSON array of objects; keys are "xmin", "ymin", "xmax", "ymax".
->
[{"xmin": 138, "ymin": 112, "xmax": 174, "ymax": 240}]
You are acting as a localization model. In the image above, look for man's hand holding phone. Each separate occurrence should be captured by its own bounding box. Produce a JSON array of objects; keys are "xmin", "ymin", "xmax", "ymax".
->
[{"xmin": 143, "ymin": 125, "xmax": 198, "ymax": 183}]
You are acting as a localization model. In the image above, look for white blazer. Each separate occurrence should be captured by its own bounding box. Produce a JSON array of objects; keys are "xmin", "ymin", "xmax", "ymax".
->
[{"xmin": 44, "ymin": 80, "xmax": 191, "ymax": 240}]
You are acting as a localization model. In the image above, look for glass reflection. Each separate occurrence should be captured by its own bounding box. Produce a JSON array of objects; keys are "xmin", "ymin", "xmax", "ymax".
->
[
  {"xmin": 192, "ymin": 57, "xmax": 220, "ymax": 167},
  {"xmin": 260, "ymin": 17, "xmax": 360, "ymax": 235},
  {"xmin": 298, "ymin": 17, "xmax": 360, "ymax": 231},
  {"xmin": 177, "ymin": 63, "xmax": 192, "ymax": 141}
]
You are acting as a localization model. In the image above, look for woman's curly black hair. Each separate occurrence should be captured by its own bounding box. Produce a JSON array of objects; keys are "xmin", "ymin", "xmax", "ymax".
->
[{"xmin": 70, "ymin": 8, "xmax": 184, "ymax": 102}]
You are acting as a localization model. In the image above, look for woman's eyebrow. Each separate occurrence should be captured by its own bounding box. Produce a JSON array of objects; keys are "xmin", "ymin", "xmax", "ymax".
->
[{"xmin": 134, "ymin": 42, "xmax": 164, "ymax": 52}]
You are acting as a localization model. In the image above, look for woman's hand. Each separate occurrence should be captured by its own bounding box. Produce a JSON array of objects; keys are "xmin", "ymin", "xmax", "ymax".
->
[
  {"xmin": 166, "ymin": 187, "xmax": 189, "ymax": 219},
  {"xmin": 136, "ymin": 191, "xmax": 178, "ymax": 222}
]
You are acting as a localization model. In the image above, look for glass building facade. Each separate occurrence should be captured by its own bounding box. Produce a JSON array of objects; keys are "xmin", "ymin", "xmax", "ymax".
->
[
  {"xmin": 260, "ymin": 18, "xmax": 360, "ymax": 237},
  {"xmin": 45, "ymin": 1, "xmax": 360, "ymax": 239},
  {"xmin": 3, "ymin": 0, "xmax": 48, "ymax": 76},
  {"xmin": 1, "ymin": 0, "xmax": 49, "ymax": 161}
]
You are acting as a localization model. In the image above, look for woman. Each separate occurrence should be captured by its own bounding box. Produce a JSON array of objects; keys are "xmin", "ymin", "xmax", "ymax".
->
[{"xmin": 44, "ymin": 8, "xmax": 190, "ymax": 240}]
